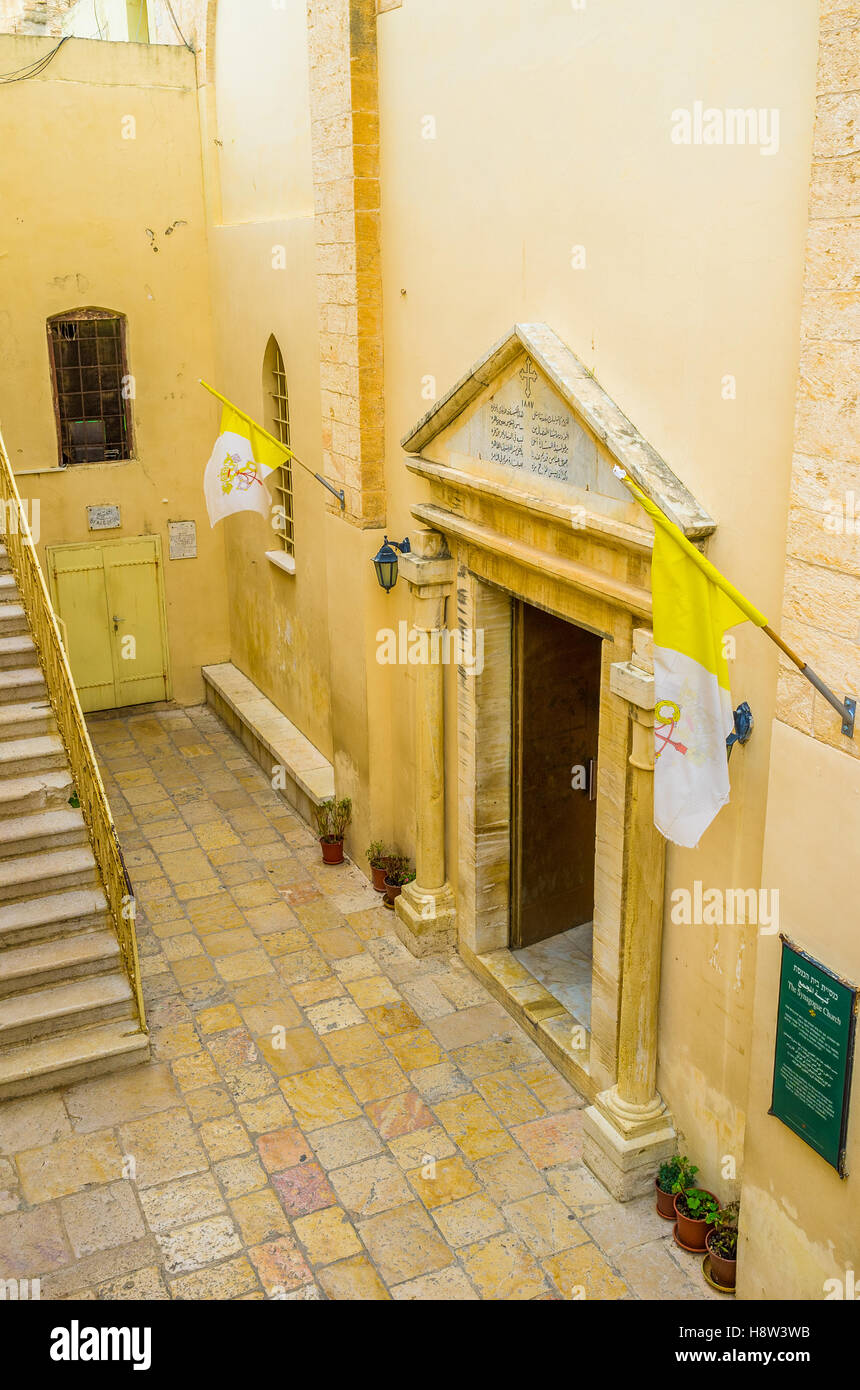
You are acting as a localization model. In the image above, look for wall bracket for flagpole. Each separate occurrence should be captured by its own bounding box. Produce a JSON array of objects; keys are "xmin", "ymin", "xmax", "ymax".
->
[
  {"xmin": 762, "ymin": 624, "xmax": 856, "ymax": 739},
  {"xmin": 802, "ymin": 667, "xmax": 855, "ymax": 738},
  {"xmin": 313, "ymin": 473, "xmax": 345, "ymax": 510}
]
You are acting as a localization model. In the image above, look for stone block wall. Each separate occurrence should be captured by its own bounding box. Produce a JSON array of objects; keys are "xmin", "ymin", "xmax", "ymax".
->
[
  {"xmin": 306, "ymin": 0, "xmax": 385, "ymax": 528},
  {"xmin": 780, "ymin": 2, "xmax": 860, "ymax": 755}
]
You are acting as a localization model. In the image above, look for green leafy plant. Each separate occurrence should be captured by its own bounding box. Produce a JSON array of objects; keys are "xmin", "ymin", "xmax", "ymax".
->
[
  {"xmin": 709, "ymin": 1201, "xmax": 739, "ymax": 1259},
  {"xmin": 657, "ymin": 1154, "xmax": 686, "ymax": 1195},
  {"xmin": 365, "ymin": 840, "xmax": 388, "ymax": 869},
  {"xmin": 383, "ymin": 855, "xmax": 415, "ymax": 886},
  {"xmin": 68, "ymin": 790, "xmax": 80, "ymax": 809},
  {"xmin": 313, "ymin": 797, "xmax": 352, "ymax": 842},
  {"xmin": 669, "ymin": 1155, "xmax": 699, "ymax": 1195},
  {"xmin": 675, "ymin": 1188, "xmax": 720, "ymax": 1222}
]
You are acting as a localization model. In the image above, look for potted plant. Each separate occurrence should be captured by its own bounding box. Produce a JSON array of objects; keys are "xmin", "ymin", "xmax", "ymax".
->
[
  {"xmin": 673, "ymin": 1183, "xmax": 721, "ymax": 1253},
  {"xmin": 365, "ymin": 841, "xmax": 390, "ymax": 893},
  {"xmin": 382, "ymin": 855, "xmax": 415, "ymax": 909},
  {"xmin": 706, "ymin": 1201, "xmax": 739, "ymax": 1291},
  {"xmin": 656, "ymin": 1155, "xmax": 695, "ymax": 1220},
  {"xmin": 312, "ymin": 797, "xmax": 352, "ymax": 865}
]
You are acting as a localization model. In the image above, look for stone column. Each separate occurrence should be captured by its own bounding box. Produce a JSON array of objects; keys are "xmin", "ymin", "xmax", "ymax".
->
[
  {"xmin": 583, "ymin": 628, "xmax": 676, "ymax": 1199},
  {"xmin": 394, "ymin": 531, "xmax": 457, "ymax": 956}
]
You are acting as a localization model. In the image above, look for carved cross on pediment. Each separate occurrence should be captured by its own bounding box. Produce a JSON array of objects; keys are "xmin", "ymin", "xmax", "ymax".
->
[{"xmin": 519, "ymin": 358, "xmax": 538, "ymax": 400}]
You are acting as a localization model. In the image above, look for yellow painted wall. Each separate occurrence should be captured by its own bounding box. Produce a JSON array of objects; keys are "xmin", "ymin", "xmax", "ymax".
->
[
  {"xmin": 740, "ymin": 722, "xmax": 860, "ymax": 1298},
  {"xmin": 0, "ymin": 35, "xmax": 229, "ymax": 705},
  {"xmin": 204, "ymin": 0, "xmax": 335, "ymax": 767},
  {"xmin": 202, "ymin": 0, "xmax": 398, "ymax": 865},
  {"xmin": 373, "ymin": 0, "xmax": 820, "ymax": 1189},
  {"xmin": 737, "ymin": 0, "xmax": 860, "ymax": 1299}
]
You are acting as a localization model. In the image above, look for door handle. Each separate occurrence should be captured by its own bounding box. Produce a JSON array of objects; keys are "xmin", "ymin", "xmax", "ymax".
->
[
  {"xmin": 587, "ymin": 757, "xmax": 597, "ymax": 802},
  {"xmin": 112, "ymin": 614, "xmax": 124, "ymax": 632}
]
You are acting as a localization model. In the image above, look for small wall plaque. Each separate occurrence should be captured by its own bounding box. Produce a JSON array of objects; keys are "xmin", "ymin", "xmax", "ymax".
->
[
  {"xmin": 87, "ymin": 504, "xmax": 121, "ymax": 531},
  {"xmin": 168, "ymin": 520, "xmax": 197, "ymax": 560},
  {"xmin": 770, "ymin": 938, "xmax": 857, "ymax": 1175}
]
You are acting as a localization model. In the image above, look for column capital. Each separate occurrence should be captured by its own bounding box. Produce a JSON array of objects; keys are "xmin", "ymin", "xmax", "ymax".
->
[
  {"xmin": 610, "ymin": 629, "xmax": 656, "ymax": 772},
  {"xmin": 398, "ymin": 531, "xmax": 454, "ymax": 630},
  {"xmin": 609, "ymin": 660, "xmax": 654, "ymax": 712},
  {"xmin": 399, "ymin": 532, "xmax": 454, "ymax": 600}
]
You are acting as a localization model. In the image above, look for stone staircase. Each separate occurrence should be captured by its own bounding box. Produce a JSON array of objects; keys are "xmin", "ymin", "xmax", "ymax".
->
[{"xmin": 0, "ymin": 550, "xmax": 149, "ymax": 1099}]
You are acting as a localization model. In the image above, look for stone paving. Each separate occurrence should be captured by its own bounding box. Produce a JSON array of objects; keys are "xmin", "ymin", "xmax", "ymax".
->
[{"xmin": 0, "ymin": 705, "xmax": 718, "ymax": 1300}]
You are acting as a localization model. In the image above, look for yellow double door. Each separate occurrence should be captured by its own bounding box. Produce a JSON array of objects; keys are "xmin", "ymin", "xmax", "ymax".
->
[{"xmin": 47, "ymin": 537, "xmax": 171, "ymax": 713}]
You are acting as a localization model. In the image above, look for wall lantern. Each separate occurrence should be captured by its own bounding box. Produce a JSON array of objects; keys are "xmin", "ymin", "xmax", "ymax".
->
[{"xmin": 371, "ymin": 535, "xmax": 411, "ymax": 592}]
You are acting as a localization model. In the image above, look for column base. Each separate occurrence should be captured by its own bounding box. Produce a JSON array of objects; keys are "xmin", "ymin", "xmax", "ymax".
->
[
  {"xmin": 393, "ymin": 881, "xmax": 456, "ymax": 957},
  {"xmin": 582, "ymin": 1086, "xmax": 676, "ymax": 1202}
]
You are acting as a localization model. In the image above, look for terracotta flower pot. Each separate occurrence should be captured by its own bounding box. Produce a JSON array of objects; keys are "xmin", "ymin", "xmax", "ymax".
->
[
  {"xmin": 674, "ymin": 1190, "xmax": 719, "ymax": 1252},
  {"xmin": 383, "ymin": 876, "xmax": 403, "ymax": 904},
  {"xmin": 655, "ymin": 1178, "xmax": 677, "ymax": 1220},
  {"xmin": 320, "ymin": 837, "xmax": 344, "ymax": 865},
  {"xmin": 706, "ymin": 1230, "xmax": 737, "ymax": 1290},
  {"xmin": 371, "ymin": 864, "xmax": 387, "ymax": 893}
]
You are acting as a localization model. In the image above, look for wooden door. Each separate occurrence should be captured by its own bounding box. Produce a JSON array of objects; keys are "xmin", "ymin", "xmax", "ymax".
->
[
  {"xmin": 48, "ymin": 537, "xmax": 170, "ymax": 712},
  {"xmin": 104, "ymin": 539, "xmax": 170, "ymax": 707},
  {"xmin": 511, "ymin": 602, "xmax": 601, "ymax": 949}
]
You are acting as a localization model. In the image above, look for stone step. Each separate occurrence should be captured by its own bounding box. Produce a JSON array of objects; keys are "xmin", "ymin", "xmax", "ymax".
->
[
  {"xmin": 0, "ymin": 970, "xmax": 133, "ymax": 1046},
  {"xmin": 0, "ymin": 885, "xmax": 109, "ymax": 948},
  {"xmin": 0, "ymin": 668, "xmax": 47, "ymax": 705},
  {"xmin": 0, "ymin": 733, "xmax": 66, "ymax": 777},
  {"xmin": 0, "ymin": 699, "xmax": 55, "ymax": 741},
  {"xmin": 0, "ymin": 806, "xmax": 88, "ymax": 861},
  {"xmin": 0, "ymin": 844, "xmax": 98, "ymax": 903},
  {"xmin": 0, "ymin": 547, "xmax": 11, "ymax": 575},
  {"xmin": 0, "ymin": 603, "xmax": 28, "ymax": 637},
  {"xmin": 0, "ymin": 928, "xmax": 119, "ymax": 998},
  {"xmin": 0, "ymin": 574, "xmax": 19, "ymax": 603},
  {"xmin": 0, "ymin": 769, "xmax": 74, "ymax": 818},
  {"xmin": 0, "ymin": 1016, "xmax": 149, "ymax": 1099},
  {"xmin": 0, "ymin": 634, "xmax": 37, "ymax": 670}
]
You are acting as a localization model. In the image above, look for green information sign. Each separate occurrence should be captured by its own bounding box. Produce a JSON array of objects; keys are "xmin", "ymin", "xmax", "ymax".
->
[{"xmin": 770, "ymin": 939, "xmax": 857, "ymax": 1175}]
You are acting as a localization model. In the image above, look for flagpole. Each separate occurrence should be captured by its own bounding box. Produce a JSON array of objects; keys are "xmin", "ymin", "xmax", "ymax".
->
[
  {"xmin": 613, "ymin": 466, "xmax": 856, "ymax": 738},
  {"xmin": 199, "ymin": 379, "xmax": 345, "ymax": 511}
]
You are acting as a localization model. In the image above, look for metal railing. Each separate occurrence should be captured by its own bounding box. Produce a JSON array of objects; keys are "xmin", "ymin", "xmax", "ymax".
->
[{"xmin": 0, "ymin": 425, "xmax": 146, "ymax": 1031}]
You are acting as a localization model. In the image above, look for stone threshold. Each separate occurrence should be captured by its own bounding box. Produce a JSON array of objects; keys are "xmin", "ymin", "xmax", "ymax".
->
[
  {"xmin": 461, "ymin": 942, "xmax": 596, "ymax": 1103},
  {"xmin": 202, "ymin": 662, "xmax": 334, "ymax": 829}
]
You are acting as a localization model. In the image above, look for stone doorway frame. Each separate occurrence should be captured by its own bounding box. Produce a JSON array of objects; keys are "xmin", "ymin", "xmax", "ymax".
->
[
  {"xmin": 454, "ymin": 551, "xmax": 676, "ymax": 1199},
  {"xmin": 453, "ymin": 557, "xmax": 627, "ymax": 1101}
]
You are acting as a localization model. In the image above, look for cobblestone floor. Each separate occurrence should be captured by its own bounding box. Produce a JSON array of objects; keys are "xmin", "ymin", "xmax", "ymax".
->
[{"xmin": 0, "ymin": 705, "xmax": 717, "ymax": 1300}]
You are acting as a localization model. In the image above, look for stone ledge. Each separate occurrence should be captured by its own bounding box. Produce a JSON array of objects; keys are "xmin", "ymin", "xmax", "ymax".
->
[
  {"xmin": 265, "ymin": 550, "xmax": 296, "ymax": 576},
  {"xmin": 202, "ymin": 663, "xmax": 334, "ymax": 827}
]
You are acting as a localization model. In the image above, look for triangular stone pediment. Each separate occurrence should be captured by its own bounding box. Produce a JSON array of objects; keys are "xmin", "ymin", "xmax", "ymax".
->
[{"xmin": 402, "ymin": 324, "xmax": 715, "ymax": 539}]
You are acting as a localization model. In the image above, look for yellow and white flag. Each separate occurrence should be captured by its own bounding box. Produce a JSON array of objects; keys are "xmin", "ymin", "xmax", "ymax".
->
[
  {"xmin": 618, "ymin": 472, "xmax": 767, "ymax": 848},
  {"xmin": 204, "ymin": 402, "xmax": 286, "ymax": 528}
]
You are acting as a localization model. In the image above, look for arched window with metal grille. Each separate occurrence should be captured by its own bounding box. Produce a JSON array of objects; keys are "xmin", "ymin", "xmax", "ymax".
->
[{"xmin": 262, "ymin": 334, "xmax": 294, "ymax": 558}]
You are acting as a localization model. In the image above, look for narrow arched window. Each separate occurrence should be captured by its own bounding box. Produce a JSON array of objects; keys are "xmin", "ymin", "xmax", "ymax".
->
[
  {"xmin": 263, "ymin": 335, "xmax": 294, "ymax": 557},
  {"xmin": 47, "ymin": 309, "xmax": 133, "ymax": 466}
]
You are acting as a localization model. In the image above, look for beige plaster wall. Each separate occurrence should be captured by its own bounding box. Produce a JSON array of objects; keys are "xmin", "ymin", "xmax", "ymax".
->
[
  {"xmin": 741, "ymin": 723, "xmax": 860, "ymax": 1298},
  {"xmin": 0, "ymin": 35, "xmax": 229, "ymax": 705},
  {"xmin": 740, "ymin": 0, "xmax": 860, "ymax": 1300}
]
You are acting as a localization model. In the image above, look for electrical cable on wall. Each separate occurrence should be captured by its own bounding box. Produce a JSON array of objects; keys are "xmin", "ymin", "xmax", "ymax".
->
[
  {"xmin": 162, "ymin": 0, "xmax": 194, "ymax": 52},
  {"xmin": 0, "ymin": 36, "xmax": 70, "ymax": 84}
]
